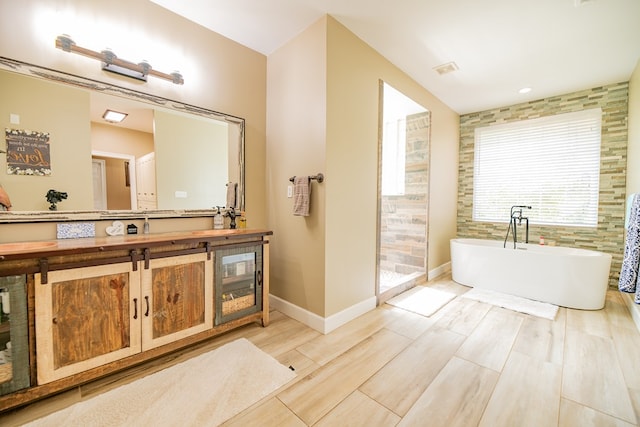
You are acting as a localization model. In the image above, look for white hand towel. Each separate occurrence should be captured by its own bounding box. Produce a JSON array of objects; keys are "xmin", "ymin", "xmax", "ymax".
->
[
  {"xmin": 226, "ymin": 182, "xmax": 237, "ymax": 209},
  {"xmin": 293, "ymin": 176, "xmax": 311, "ymax": 216}
]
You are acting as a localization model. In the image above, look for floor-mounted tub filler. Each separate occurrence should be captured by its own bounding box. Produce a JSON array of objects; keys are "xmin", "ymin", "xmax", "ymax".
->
[{"xmin": 450, "ymin": 238, "xmax": 612, "ymax": 310}]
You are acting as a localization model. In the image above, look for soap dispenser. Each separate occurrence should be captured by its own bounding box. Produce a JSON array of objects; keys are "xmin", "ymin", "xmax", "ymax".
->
[{"xmin": 213, "ymin": 206, "xmax": 224, "ymax": 230}]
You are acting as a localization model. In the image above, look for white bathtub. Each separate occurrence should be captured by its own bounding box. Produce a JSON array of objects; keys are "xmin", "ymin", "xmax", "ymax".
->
[{"xmin": 450, "ymin": 238, "xmax": 612, "ymax": 310}]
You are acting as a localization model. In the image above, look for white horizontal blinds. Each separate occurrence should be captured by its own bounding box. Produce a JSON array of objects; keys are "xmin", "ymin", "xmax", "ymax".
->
[{"xmin": 473, "ymin": 108, "xmax": 602, "ymax": 226}]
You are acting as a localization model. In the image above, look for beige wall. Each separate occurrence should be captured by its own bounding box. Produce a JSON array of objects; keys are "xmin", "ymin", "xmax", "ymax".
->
[
  {"xmin": 0, "ymin": 71, "xmax": 93, "ymax": 211},
  {"xmin": 627, "ymin": 59, "xmax": 640, "ymax": 196},
  {"xmin": 93, "ymin": 156, "xmax": 131, "ymax": 210},
  {"xmin": 267, "ymin": 16, "xmax": 459, "ymax": 318},
  {"xmin": 0, "ymin": 0, "xmax": 267, "ymax": 225},
  {"xmin": 325, "ymin": 17, "xmax": 459, "ymax": 315},
  {"xmin": 91, "ymin": 123, "xmax": 154, "ymax": 159},
  {"xmin": 154, "ymin": 110, "xmax": 229, "ymax": 209},
  {"xmin": 267, "ymin": 18, "xmax": 328, "ymax": 316}
]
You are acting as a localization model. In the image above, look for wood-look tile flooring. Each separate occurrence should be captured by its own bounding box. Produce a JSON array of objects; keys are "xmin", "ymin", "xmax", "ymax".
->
[{"xmin": 2, "ymin": 273, "xmax": 640, "ymax": 426}]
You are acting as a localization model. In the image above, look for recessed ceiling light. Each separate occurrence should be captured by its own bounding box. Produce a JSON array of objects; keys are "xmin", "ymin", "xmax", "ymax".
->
[
  {"xmin": 433, "ymin": 62, "xmax": 459, "ymax": 75},
  {"xmin": 102, "ymin": 109, "xmax": 128, "ymax": 123},
  {"xmin": 518, "ymin": 87, "xmax": 532, "ymax": 94}
]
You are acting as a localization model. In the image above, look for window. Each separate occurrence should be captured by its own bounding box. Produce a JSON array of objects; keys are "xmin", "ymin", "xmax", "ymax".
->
[
  {"xmin": 473, "ymin": 108, "xmax": 602, "ymax": 227},
  {"xmin": 380, "ymin": 82, "xmax": 426, "ymax": 196},
  {"xmin": 381, "ymin": 116, "xmax": 407, "ymax": 196}
]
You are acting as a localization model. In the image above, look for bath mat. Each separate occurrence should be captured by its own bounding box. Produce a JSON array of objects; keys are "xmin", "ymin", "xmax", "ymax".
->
[
  {"xmin": 24, "ymin": 338, "xmax": 296, "ymax": 427},
  {"xmin": 386, "ymin": 286, "xmax": 456, "ymax": 317},
  {"xmin": 462, "ymin": 288, "xmax": 558, "ymax": 320}
]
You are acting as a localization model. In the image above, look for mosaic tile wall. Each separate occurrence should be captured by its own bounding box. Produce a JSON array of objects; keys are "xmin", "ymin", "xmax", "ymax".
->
[
  {"xmin": 379, "ymin": 111, "xmax": 430, "ymax": 275},
  {"xmin": 458, "ymin": 82, "xmax": 629, "ymax": 287}
]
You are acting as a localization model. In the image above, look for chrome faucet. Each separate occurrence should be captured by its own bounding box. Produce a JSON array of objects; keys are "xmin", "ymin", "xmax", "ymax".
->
[{"xmin": 503, "ymin": 205, "xmax": 532, "ymax": 249}]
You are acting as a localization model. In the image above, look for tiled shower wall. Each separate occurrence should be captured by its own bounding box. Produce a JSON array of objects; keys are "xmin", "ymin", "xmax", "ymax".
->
[
  {"xmin": 379, "ymin": 111, "xmax": 430, "ymax": 276},
  {"xmin": 458, "ymin": 82, "xmax": 628, "ymax": 287}
]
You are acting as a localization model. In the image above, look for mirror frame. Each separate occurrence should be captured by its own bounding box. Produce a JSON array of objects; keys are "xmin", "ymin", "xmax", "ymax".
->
[{"xmin": 0, "ymin": 56, "xmax": 245, "ymax": 223}]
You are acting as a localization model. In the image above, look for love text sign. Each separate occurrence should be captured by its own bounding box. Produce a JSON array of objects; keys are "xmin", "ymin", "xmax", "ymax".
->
[{"xmin": 5, "ymin": 128, "xmax": 51, "ymax": 176}]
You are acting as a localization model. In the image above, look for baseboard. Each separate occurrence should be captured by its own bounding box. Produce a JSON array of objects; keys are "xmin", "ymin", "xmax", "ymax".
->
[
  {"xmin": 269, "ymin": 294, "xmax": 377, "ymax": 334},
  {"xmin": 428, "ymin": 261, "xmax": 451, "ymax": 280},
  {"xmin": 269, "ymin": 262, "xmax": 451, "ymax": 334},
  {"xmin": 621, "ymin": 291, "xmax": 640, "ymax": 333}
]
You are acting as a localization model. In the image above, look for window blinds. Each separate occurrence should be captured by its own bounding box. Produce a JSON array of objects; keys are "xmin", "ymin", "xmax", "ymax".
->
[{"xmin": 472, "ymin": 108, "xmax": 602, "ymax": 227}]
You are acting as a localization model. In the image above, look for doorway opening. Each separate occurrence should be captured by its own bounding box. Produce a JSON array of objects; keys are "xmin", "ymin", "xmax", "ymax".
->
[
  {"xmin": 377, "ymin": 82, "xmax": 431, "ymax": 304},
  {"xmin": 91, "ymin": 150, "xmax": 137, "ymax": 210}
]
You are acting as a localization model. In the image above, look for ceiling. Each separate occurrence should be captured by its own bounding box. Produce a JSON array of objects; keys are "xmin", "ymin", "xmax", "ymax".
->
[{"xmin": 150, "ymin": 0, "xmax": 639, "ymax": 115}]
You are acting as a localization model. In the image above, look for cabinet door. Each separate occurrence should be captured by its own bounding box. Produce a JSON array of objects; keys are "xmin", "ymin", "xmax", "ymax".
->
[
  {"xmin": 215, "ymin": 245, "xmax": 263, "ymax": 325},
  {"xmin": 35, "ymin": 263, "xmax": 141, "ymax": 384},
  {"xmin": 141, "ymin": 253, "xmax": 213, "ymax": 351}
]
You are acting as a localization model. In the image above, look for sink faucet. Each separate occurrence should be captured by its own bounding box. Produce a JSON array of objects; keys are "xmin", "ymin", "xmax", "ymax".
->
[{"xmin": 503, "ymin": 205, "xmax": 532, "ymax": 249}]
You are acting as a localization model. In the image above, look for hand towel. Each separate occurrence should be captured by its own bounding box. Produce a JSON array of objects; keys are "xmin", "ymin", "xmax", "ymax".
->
[
  {"xmin": 226, "ymin": 182, "xmax": 237, "ymax": 209},
  {"xmin": 620, "ymin": 193, "xmax": 640, "ymax": 293},
  {"xmin": 292, "ymin": 176, "xmax": 311, "ymax": 216}
]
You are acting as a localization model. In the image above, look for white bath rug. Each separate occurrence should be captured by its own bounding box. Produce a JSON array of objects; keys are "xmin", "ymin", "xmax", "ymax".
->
[
  {"xmin": 24, "ymin": 338, "xmax": 297, "ymax": 427},
  {"xmin": 462, "ymin": 288, "xmax": 558, "ymax": 320},
  {"xmin": 386, "ymin": 286, "xmax": 456, "ymax": 317}
]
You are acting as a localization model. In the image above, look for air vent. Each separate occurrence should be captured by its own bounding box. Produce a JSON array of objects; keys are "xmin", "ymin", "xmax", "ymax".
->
[{"xmin": 433, "ymin": 62, "xmax": 459, "ymax": 75}]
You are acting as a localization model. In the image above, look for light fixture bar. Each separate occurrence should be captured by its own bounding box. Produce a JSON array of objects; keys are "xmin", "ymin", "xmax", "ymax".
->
[{"xmin": 55, "ymin": 35, "xmax": 184, "ymax": 85}]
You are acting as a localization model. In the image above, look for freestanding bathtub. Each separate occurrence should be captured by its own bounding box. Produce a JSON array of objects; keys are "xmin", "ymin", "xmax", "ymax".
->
[{"xmin": 450, "ymin": 238, "xmax": 612, "ymax": 310}]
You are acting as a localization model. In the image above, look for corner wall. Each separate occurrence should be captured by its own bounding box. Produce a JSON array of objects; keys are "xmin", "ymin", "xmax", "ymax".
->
[
  {"xmin": 324, "ymin": 17, "xmax": 459, "ymax": 317},
  {"xmin": 267, "ymin": 15, "xmax": 459, "ymax": 326}
]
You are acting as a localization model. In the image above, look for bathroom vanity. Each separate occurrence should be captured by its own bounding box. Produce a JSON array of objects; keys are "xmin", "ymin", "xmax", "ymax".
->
[{"xmin": 0, "ymin": 228, "xmax": 271, "ymax": 411}]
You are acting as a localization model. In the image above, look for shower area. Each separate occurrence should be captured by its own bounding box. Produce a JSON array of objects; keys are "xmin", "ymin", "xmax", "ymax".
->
[{"xmin": 377, "ymin": 82, "xmax": 430, "ymax": 302}]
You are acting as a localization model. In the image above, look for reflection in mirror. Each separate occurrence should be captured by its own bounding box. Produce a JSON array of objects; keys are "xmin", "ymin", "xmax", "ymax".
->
[
  {"xmin": 377, "ymin": 81, "xmax": 430, "ymax": 299},
  {"xmin": 0, "ymin": 57, "xmax": 244, "ymax": 214}
]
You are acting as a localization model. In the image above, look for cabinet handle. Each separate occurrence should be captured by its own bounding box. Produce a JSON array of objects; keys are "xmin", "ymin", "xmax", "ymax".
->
[
  {"xmin": 133, "ymin": 298, "xmax": 138, "ymax": 319},
  {"xmin": 257, "ymin": 270, "xmax": 262, "ymax": 287},
  {"xmin": 145, "ymin": 296, "xmax": 150, "ymax": 317}
]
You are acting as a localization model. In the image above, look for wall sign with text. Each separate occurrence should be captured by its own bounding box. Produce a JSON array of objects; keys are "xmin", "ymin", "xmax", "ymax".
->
[{"xmin": 5, "ymin": 128, "xmax": 51, "ymax": 176}]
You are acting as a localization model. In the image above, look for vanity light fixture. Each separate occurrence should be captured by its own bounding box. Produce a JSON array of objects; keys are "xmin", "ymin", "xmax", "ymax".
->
[
  {"xmin": 102, "ymin": 109, "xmax": 128, "ymax": 123},
  {"xmin": 55, "ymin": 34, "xmax": 184, "ymax": 85}
]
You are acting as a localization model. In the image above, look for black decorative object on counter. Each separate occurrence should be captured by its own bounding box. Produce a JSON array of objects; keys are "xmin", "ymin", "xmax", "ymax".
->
[{"xmin": 46, "ymin": 189, "xmax": 67, "ymax": 211}]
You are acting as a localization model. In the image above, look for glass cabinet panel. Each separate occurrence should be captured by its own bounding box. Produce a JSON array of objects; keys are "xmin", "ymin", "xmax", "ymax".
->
[
  {"xmin": 215, "ymin": 245, "xmax": 263, "ymax": 325},
  {"xmin": 0, "ymin": 275, "xmax": 29, "ymax": 396}
]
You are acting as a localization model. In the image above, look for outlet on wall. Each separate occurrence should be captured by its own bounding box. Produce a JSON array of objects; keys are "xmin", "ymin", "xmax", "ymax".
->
[{"xmin": 287, "ymin": 185, "xmax": 293, "ymax": 198}]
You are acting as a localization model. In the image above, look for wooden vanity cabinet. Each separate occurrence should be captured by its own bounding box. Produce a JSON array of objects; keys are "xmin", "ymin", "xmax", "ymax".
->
[
  {"xmin": 35, "ymin": 252, "xmax": 213, "ymax": 384},
  {"xmin": 0, "ymin": 229, "xmax": 271, "ymax": 411}
]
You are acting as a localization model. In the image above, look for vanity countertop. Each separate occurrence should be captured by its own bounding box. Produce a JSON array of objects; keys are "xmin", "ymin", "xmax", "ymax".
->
[{"xmin": 0, "ymin": 228, "xmax": 272, "ymax": 259}]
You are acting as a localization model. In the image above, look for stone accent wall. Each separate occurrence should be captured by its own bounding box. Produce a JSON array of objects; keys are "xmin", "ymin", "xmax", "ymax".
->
[
  {"xmin": 458, "ymin": 82, "xmax": 629, "ymax": 287},
  {"xmin": 379, "ymin": 111, "xmax": 430, "ymax": 275}
]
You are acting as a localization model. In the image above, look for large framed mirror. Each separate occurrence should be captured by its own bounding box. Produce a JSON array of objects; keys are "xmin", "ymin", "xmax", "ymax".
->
[{"xmin": 0, "ymin": 57, "xmax": 244, "ymax": 220}]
